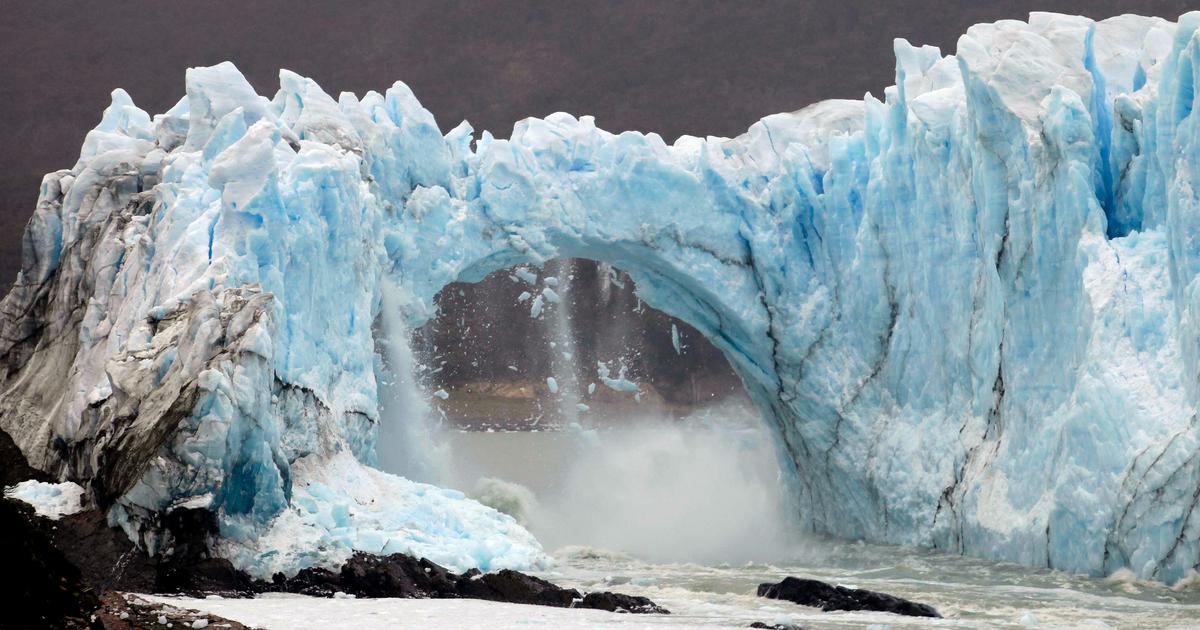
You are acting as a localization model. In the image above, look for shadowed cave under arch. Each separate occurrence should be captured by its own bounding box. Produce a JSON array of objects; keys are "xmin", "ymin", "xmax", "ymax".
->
[{"xmin": 377, "ymin": 254, "xmax": 797, "ymax": 563}]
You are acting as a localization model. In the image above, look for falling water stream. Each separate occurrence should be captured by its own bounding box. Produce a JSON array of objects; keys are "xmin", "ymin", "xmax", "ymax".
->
[
  {"xmin": 375, "ymin": 280, "xmax": 447, "ymax": 483},
  {"xmin": 544, "ymin": 259, "xmax": 583, "ymax": 426}
]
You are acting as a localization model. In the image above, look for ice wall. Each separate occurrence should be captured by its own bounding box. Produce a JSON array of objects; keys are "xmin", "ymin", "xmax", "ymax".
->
[{"xmin": 1, "ymin": 12, "xmax": 1198, "ymax": 582}]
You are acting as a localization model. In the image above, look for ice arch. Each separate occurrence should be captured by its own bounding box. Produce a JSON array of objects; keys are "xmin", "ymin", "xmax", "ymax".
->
[{"xmin": 1, "ymin": 13, "xmax": 1199, "ymax": 582}]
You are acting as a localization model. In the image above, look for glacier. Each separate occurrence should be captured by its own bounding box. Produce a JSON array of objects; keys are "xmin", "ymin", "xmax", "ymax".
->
[{"xmin": 1, "ymin": 11, "xmax": 1198, "ymax": 583}]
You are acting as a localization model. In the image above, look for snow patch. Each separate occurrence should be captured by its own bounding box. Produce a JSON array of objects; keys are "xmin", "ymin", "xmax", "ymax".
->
[{"xmin": 4, "ymin": 480, "xmax": 86, "ymax": 520}]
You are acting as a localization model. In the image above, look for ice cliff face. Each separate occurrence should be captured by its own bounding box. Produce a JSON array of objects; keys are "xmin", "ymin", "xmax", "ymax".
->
[{"xmin": 2, "ymin": 12, "xmax": 1198, "ymax": 582}]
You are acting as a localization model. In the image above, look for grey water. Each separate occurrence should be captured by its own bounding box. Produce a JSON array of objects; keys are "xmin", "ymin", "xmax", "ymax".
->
[{"xmin": 442, "ymin": 405, "xmax": 1200, "ymax": 629}]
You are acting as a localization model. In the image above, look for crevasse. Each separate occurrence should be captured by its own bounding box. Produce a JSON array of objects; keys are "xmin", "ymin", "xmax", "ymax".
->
[{"xmin": 1, "ymin": 12, "xmax": 1198, "ymax": 582}]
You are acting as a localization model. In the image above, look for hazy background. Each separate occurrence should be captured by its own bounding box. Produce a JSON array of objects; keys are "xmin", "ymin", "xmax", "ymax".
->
[{"xmin": 1, "ymin": 0, "xmax": 1194, "ymax": 292}]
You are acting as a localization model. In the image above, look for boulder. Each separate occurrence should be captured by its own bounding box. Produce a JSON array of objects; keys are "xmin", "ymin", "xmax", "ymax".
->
[
  {"xmin": 757, "ymin": 576, "xmax": 940, "ymax": 618},
  {"xmin": 579, "ymin": 591, "xmax": 670, "ymax": 614}
]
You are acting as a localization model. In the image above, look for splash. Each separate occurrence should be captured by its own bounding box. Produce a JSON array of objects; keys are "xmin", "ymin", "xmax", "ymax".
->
[
  {"xmin": 450, "ymin": 403, "xmax": 802, "ymax": 564},
  {"xmin": 471, "ymin": 477, "xmax": 539, "ymax": 527}
]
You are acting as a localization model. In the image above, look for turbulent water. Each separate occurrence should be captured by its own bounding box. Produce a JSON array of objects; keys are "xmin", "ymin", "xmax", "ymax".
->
[
  {"xmin": 153, "ymin": 410, "xmax": 1200, "ymax": 628},
  {"xmin": 536, "ymin": 542, "xmax": 1200, "ymax": 629},
  {"xmin": 439, "ymin": 410, "xmax": 1200, "ymax": 628},
  {"xmin": 443, "ymin": 403, "xmax": 794, "ymax": 563}
]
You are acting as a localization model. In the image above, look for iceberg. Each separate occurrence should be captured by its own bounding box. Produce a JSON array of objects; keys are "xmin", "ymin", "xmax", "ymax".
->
[{"xmin": 1, "ymin": 12, "xmax": 1198, "ymax": 582}]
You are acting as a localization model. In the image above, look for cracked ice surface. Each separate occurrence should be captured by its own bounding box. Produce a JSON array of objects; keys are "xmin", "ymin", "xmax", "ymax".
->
[{"xmin": 1, "ymin": 12, "xmax": 1199, "ymax": 581}]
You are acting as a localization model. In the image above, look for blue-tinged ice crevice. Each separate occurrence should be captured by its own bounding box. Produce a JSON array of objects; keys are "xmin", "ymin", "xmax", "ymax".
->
[{"xmin": 1, "ymin": 12, "xmax": 1199, "ymax": 583}]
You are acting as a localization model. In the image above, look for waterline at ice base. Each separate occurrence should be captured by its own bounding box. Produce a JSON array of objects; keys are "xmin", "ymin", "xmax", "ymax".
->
[{"xmin": 4, "ymin": 9, "xmax": 1200, "ymax": 601}]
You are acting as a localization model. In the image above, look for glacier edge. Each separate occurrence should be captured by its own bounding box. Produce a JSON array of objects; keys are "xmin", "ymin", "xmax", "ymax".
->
[{"xmin": 0, "ymin": 11, "xmax": 1197, "ymax": 583}]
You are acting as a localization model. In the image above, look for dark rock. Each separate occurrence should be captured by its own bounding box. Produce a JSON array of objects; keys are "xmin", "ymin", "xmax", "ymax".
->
[
  {"xmin": 749, "ymin": 623, "xmax": 805, "ymax": 630},
  {"xmin": 0, "ymin": 497, "xmax": 100, "ymax": 629},
  {"xmin": 456, "ymin": 568, "xmax": 582, "ymax": 607},
  {"xmin": 153, "ymin": 507, "xmax": 256, "ymax": 596},
  {"xmin": 159, "ymin": 556, "xmax": 256, "ymax": 596},
  {"xmin": 274, "ymin": 566, "xmax": 346, "ymax": 598},
  {"xmin": 50, "ymin": 509, "xmax": 156, "ymax": 593},
  {"xmin": 757, "ymin": 576, "xmax": 940, "ymax": 618},
  {"xmin": 579, "ymin": 591, "xmax": 670, "ymax": 614},
  {"xmin": 454, "ymin": 568, "xmax": 673, "ymax": 614},
  {"xmin": 0, "ymin": 425, "xmax": 51, "ymax": 486},
  {"xmin": 270, "ymin": 552, "xmax": 461, "ymax": 599},
  {"xmin": 268, "ymin": 553, "xmax": 669, "ymax": 615},
  {"xmin": 7, "ymin": 494, "xmax": 258, "ymax": 624},
  {"xmin": 340, "ymin": 553, "xmax": 460, "ymax": 598},
  {"xmin": 4, "ymin": 418, "xmax": 253, "ymax": 598}
]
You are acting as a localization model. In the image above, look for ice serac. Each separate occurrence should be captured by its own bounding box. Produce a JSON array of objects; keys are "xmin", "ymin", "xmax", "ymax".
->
[{"xmin": 1, "ymin": 14, "xmax": 1198, "ymax": 582}]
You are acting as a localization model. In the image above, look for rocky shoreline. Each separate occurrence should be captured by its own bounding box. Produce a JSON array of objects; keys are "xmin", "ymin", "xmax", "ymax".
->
[
  {"xmin": 6, "ymin": 498, "xmax": 668, "ymax": 628},
  {"xmin": 263, "ymin": 553, "xmax": 668, "ymax": 614},
  {"xmin": 3, "ymin": 425, "xmax": 668, "ymax": 628}
]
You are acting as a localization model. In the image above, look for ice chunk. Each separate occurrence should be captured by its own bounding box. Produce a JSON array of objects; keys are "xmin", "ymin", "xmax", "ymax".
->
[
  {"xmin": 545, "ymin": 377, "xmax": 558, "ymax": 394},
  {"xmin": 513, "ymin": 268, "xmax": 537, "ymax": 284},
  {"xmin": 596, "ymin": 360, "xmax": 639, "ymax": 393},
  {"xmin": 215, "ymin": 452, "xmax": 546, "ymax": 578},
  {"xmin": 4, "ymin": 481, "xmax": 85, "ymax": 520}
]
